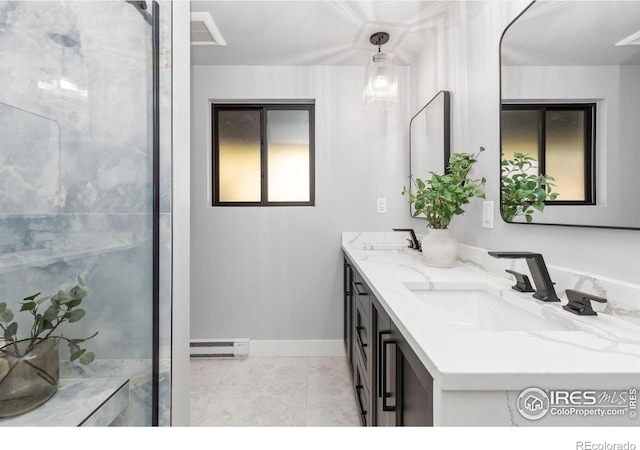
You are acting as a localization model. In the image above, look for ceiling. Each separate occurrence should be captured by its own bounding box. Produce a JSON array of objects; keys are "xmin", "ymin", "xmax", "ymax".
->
[
  {"xmin": 190, "ymin": 1, "xmax": 485, "ymax": 66},
  {"xmin": 501, "ymin": 1, "xmax": 640, "ymax": 66}
]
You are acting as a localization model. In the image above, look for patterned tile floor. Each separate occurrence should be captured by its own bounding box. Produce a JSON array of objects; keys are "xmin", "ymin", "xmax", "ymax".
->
[{"xmin": 190, "ymin": 357, "xmax": 361, "ymax": 426}]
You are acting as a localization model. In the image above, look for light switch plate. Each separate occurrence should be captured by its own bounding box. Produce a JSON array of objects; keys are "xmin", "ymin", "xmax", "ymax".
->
[
  {"xmin": 377, "ymin": 198, "xmax": 387, "ymax": 214},
  {"xmin": 482, "ymin": 201, "xmax": 494, "ymax": 229}
]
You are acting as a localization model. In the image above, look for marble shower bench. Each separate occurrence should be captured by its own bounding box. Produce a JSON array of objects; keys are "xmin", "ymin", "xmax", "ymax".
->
[{"xmin": 0, "ymin": 378, "xmax": 129, "ymax": 427}]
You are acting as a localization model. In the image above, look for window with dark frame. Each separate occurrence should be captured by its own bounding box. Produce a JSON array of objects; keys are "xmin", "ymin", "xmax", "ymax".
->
[
  {"xmin": 501, "ymin": 103, "xmax": 596, "ymax": 205},
  {"xmin": 212, "ymin": 103, "xmax": 315, "ymax": 206}
]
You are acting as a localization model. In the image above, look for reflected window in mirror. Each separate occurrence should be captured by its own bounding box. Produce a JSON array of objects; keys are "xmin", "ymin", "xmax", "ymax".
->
[
  {"xmin": 499, "ymin": 0, "xmax": 640, "ymax": 229},
  {"xmin": 501, "ymin": 103, "xmax": 595, "ymax": 205}
]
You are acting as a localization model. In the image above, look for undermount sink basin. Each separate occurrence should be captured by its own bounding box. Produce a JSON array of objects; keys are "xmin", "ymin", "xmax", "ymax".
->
[{"xmin": 404, "ymin": 284, "xmax": 570, "ymax": 332}]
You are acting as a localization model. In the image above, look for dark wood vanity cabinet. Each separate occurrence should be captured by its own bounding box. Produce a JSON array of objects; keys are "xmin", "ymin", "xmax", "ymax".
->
[
  {"xmin": 344, "ymin": 255, "xmax": 433, "ymax": 427},
  {"xmin": 343, "ymin": 260, "xmax": 354, "ymax": 379}
]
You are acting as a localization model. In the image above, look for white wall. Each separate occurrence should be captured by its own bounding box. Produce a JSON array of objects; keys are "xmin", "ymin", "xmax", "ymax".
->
[
  {"xmin": 190, "ymin": 65, "xmax": 411, "ymax": 341},
  {"xmin": 411, "ymin": 1, "xmax": 640, "ymax": 282},
  {"xmin": 170, "ymin": 0, "xmax": 191, "ymax": 426}
]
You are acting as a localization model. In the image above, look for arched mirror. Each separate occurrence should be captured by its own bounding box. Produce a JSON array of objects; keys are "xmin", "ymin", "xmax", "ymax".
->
[
  {"xmin": 499, "ymin": 1, "xmax": 640, "ymax": 229},
  {"xmin": 409, "ymin": 90, "xmax": 450, "ymax": 217}
]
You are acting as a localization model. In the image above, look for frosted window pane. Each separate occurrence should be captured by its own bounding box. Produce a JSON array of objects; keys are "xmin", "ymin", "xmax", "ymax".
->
[
  {"xmin": 546, "ymin": 110, "xmax": 585, "ymax": 201},
  {"xmin": 267, "ymin": 110, "xmax": 310, "ymax": 202},
  {"xmin": 218, "ymin": 110, "xmax": 261, "ymax": 202},
  {"xmin": 501, "ymin": 109, "xmax": 540, "ymax": 176},
  {"xmin": 502, "ymin": 109, "xmax": 540, "ymax": 158}
]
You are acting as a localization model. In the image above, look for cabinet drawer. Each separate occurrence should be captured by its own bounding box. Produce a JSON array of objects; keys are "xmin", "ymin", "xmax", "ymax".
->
[
  {"xmin": 354, "ymin": 297, "xmax": 370, "ymax": 369},
  {"xmin": 352, "ymin": 272, "xmax": 370, "ymax": 316},
  {"xmin": 354, "ymin": 361, "xmax": 370, "ymax": 426}
]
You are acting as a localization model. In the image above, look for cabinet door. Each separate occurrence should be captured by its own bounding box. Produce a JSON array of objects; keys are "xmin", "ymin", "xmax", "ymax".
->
[
  {"xmin": 394, "ymin": 321, "xmax": 434, "ymax": 426},
  {"xmin": 372, "ymin": 299, "xmax": 397, "ymax": 427}
]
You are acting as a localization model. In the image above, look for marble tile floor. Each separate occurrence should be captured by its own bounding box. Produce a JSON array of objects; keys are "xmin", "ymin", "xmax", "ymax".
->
[{"xmin": 190, "ymin": 356, "xmax": 361, "ymax": 427}]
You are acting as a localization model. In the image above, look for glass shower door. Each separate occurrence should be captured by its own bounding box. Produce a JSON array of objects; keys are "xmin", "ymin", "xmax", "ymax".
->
[{"xmin": 0, "ymin": 0, "xmax": 161, "ymax": 426}]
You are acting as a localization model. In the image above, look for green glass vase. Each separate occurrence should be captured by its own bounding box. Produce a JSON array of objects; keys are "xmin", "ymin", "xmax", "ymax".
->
[{"xmin": 0, "ymin": 338, "xmax": 59, "ymax": 418}]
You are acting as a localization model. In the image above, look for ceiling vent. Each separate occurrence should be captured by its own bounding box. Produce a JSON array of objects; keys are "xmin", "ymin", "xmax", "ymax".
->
[
  {"xmin": 615, "ymin": 30, "xmax": 640, "ymax": 47},
  {"xmin": 191, "ymin": 12, "xmax": 226, "ymax": 47}
]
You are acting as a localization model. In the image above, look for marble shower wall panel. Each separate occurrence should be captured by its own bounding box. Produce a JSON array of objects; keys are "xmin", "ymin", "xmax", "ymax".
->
[
  {"xmin": 0, "ymin": 103, "xmax": 61, "ymax": 214},
  {"xmin": 0, "ymin": 214, "xmax": 152, "ymax": 359},
  {"xmin": 61, "ymin": 67, "xmax": 150, "ymax": 214},
  {"xmin": 0, "ymin": 2, "xmax": 152, "ymax": 215},
  {"xmin": 0, "ymin": 2, "xmax": 148, "ymax": 70},
  {"xmin": 0, "ymin": 69, "xmax": 151, "ymax": 215}
]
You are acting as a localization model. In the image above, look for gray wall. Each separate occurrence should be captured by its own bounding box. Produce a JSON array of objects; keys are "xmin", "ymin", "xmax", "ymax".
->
[{"xmin": 190, "ymin": 65, "xmax": 411, "ymax": 340}]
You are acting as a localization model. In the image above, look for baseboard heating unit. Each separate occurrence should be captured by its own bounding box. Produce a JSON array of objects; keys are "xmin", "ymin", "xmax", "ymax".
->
[{"xmin": 190, "ymin": 338, "xmax": 249, "ymax": 358}]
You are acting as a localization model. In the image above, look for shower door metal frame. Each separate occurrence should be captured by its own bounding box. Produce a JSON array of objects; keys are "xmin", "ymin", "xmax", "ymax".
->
[{"xmin": 127, "ymin": 0, "xmax": 161, "ymax": 426}]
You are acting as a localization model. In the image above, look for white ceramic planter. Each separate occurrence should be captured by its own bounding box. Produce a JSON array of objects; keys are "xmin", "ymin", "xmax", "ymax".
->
[{"xmin": 421, "ymin": 229, "xmax": 458, "ymax": 268}]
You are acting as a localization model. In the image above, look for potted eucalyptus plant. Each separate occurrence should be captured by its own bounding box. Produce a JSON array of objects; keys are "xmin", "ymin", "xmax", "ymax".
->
[
  {"xmin": 501, "ymin": 152, "xmax": 558, "ymax": 223},
  {"xmin": 402, "ymin": 147, "xmax": 486, "ymax": 267},
  {"xmin": 0, "ymin": 276, "xmax": 97, "ymax": 417}
]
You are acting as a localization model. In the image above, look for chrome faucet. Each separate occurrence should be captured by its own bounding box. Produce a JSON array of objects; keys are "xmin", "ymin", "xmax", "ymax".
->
[
  {"xmin": 488, "ymin": 251, "xmax": 560, "ymax": 302},
  {"xmin": 393, "ymin": 228, "xmax": 421, "ymax": 252}
]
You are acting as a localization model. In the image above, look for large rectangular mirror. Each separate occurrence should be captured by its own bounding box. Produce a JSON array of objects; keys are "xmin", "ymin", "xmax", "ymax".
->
[
  {"xmin": 499, "ymin": 1, "xmax": 640, "ymax": 229},
  {"xmin": 409, "ymin": 90, "xmax": 450, "ymax": 217}
]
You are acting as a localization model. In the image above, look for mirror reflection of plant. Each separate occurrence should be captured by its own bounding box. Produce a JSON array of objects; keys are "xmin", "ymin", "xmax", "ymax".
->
[
  {"xmin": 402, "ymin": 147, "xmax": 486, "ymax": 229},
  {"xmin": 501, "ymin": 152, "xmax": 559, "ymax": 223},
  {"xmin": 0, "ymin": 276, "xmax": 98, "ymax": 385}
]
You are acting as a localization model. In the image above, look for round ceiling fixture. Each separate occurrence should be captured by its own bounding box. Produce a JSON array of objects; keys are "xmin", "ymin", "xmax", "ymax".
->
[{"xmin": 369, "ymin": 32, "xmax": 390, "ymax": 49}]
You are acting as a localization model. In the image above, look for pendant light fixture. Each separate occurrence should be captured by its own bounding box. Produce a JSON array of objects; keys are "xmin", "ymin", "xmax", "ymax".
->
[{"xmin": 363, "ymin": 32, "xmax": 398, "ymax": 107}]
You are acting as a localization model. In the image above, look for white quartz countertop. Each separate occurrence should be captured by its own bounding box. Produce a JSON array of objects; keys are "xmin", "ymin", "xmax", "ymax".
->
[{"xmin": 342, "ymin": 232, "xmax": 640, "ymax": 391}]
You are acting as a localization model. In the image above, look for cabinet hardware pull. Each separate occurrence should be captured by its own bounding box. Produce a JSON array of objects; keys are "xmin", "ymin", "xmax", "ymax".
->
[
  {"xmin": 343, "ymin": 263, "xmax": 352, "ymax": 295},
  {"xmin": 382, "ymin": 338, "xmax": 397, "ymax": 412},
  {"xmin": 355, "ymin": 384, "xmax": 368, "ymax": 425},
  {"xmin": 356, "ymin": 325, "xmax": 368, "ymax": 362},
  {"xmin": 353, "ymin": 282, "xmax": 367, "ymax": 296},
  {"xmin": 377, "ymin": 329, "xmax": 391, "ymax": 397}
]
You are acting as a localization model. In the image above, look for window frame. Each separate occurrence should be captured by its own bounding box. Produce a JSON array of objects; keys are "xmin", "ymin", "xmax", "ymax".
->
[
  {"xmin": 501, "ymin": 103, "xmax": 596, "ymax": 206},
  {"xmin": 211, "ymin": 102, "xmax": 315, "ymax": 207}
]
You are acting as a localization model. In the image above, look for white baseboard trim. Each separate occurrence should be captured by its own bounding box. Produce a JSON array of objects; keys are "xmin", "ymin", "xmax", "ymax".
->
[{"xmin": 249, "ymin": 339, "xmax": 345, "ymax": 357}]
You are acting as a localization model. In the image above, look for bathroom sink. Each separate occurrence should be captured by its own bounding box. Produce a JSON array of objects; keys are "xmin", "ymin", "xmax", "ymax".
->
[{"xmin": 404, "ymin": 284, "xmax": 569, "ymax": 332}]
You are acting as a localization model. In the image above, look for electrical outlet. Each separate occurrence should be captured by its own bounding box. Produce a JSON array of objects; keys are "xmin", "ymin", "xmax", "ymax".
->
[
  {"xmin": 482, "ymin": 201, "xmax": 494, "ymax": 229},
  {"xmin": 377, "ymin": 198, "xmax": 387, "ymax": 214}
]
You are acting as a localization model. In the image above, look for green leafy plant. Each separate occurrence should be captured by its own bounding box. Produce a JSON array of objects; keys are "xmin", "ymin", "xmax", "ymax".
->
[
  {"xmin": 501, "ymin": 152, "xmax": 559, "ymax": 223},
  {"xmin": 402, "ymin": 147, "xmax": 486, "ymax": 229},
  {"xmin": 0, "ymin": 276, "xmax": 98, "ymax": 372}
]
